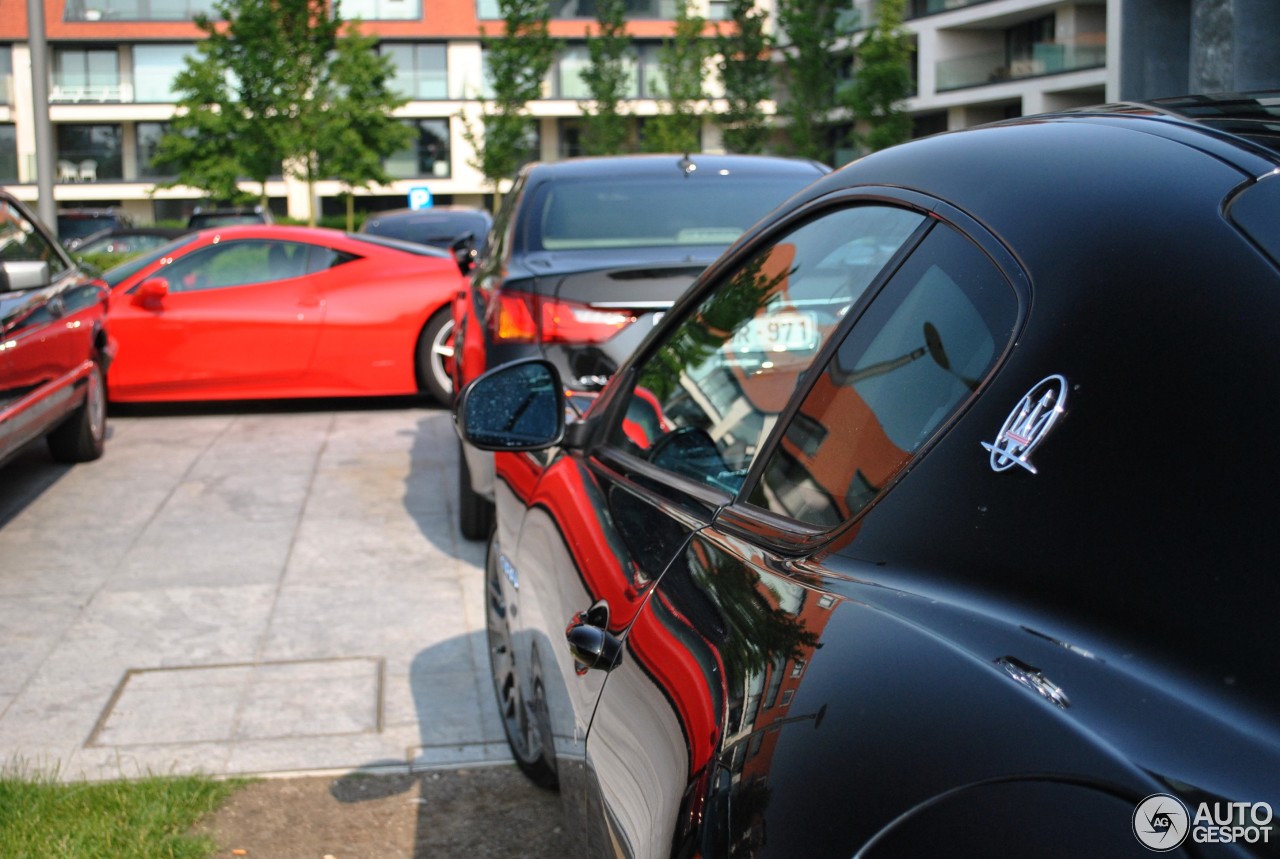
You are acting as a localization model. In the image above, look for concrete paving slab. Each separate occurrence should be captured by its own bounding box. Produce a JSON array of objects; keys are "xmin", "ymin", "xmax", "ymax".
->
[{"xmin": 0, "ymin": 398, "xmax": 501, "ymax": 781}]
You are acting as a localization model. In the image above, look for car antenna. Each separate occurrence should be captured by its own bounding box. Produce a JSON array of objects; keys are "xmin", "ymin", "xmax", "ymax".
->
[{"xmin": 678, "ymin": 153, "xmax": 696, "ymax": 177}]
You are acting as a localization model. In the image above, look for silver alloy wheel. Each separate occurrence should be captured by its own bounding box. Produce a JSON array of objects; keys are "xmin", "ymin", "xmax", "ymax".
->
[
  {"xmin": 87, "ymin": 364, "xmax": 106, "ymax": 444},
  {"xmin": 428, "ymin": 317, "xmax": 454, "ymax": 399},
  {"xmin": 485, "ymin": 543, "xmax": 541, "ymax": 764}
]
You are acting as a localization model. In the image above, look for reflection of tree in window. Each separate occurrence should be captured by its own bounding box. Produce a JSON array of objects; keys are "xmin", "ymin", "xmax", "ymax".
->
[{"xmin": 750, "ymin": 226, "xmax": 1017, "ymax": 527}]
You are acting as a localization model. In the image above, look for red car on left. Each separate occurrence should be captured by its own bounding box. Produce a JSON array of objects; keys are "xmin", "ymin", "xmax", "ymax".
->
[
  {"xmin": 101, "ymin": 225, "xmax": 464, "ymax": 405},
  {"xmin": 1, "ymin": 191, "xmax": 112, "ymax": 469}
]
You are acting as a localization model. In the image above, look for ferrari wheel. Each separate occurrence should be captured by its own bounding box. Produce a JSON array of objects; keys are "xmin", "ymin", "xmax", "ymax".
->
[
  {"xmin": 485, "ymin": 533, "xmax": 557, "ymax": 787},
  {"xmin": 417, "ymin": 311, "xmax": 455, "ymax": 406},
  {"xmin": 47, "ymin": 361, "xmax": 107, "ymax": 463}
]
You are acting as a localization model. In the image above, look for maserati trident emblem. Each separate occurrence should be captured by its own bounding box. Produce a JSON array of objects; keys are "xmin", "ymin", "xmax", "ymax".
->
[{"xmin": 981, "ymin": 375, "xmax": 1068, "ymax": 474}]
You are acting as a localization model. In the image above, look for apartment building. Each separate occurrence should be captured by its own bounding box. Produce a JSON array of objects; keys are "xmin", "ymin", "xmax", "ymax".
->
[{"xmin": 0, "ymin": 0, "xmax": 1273, "ymax": 223}]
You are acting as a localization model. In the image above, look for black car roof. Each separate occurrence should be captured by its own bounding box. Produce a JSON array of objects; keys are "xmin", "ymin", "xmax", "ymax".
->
[{"xmin": 522, "ymin": 152, "xmax": 829, "ymax": 180}]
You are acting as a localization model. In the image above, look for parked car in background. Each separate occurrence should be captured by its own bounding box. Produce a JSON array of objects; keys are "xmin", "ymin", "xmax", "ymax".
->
[
  {"xmin": 70, "ymin": 226, "xmax": 190, "ymax": 260},
  {"xmin": 456, "ymin": 92, "xmax": 1280, "ymax": 857},
  {"xmin": 360, "ymin": 206, "xmax": 493, "ymax": 274},
  {"xmin": 101, "ymin": 225, "xmax": 463, "ymax": 405},
  {"xmin": 57, "ymin": 207, "xmax": 136, "ymax": 250},
  {"xmin": 186, "ymin": 205, "xmax": 273, "ymax": 230},
  {"xmin": 453, "ymin": 153, "xmax": 829, "ymax": 538},
  {"xmin": 2, "ymin": 193, "xmax": 112, "ymax": 468}
]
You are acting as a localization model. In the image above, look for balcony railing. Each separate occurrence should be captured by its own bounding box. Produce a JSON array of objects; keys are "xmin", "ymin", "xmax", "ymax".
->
[
  {"xmin": 64, "ymin": 0, "xmax": 217, "ymax": 22},
  {"xmin": 910, "ymin": 0, "xmax": 994, "ymax": 17},
  {"xmin": 51, "ymin": 83, "xmax": 133, "ymax": 103},
  {"xmin": 936, "ymin": 36, "xmax": 1106, "ymax": 91}
]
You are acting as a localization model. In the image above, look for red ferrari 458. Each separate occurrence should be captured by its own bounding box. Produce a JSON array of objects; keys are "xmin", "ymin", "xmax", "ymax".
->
[{"xmin": 101, "ymin": 225, "xmax": 465, "ymax": 405}]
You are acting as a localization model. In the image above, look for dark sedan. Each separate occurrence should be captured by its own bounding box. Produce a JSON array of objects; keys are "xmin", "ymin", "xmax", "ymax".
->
[
  {"xmin": 456, "ymin": 92, "xmax": 1280, "ymax": 857},
  {"xmin": 455, "ymin": 153, "xmax": 829, "ymax": 537}
]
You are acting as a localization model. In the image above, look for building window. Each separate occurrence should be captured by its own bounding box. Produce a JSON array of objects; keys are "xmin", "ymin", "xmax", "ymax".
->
[
  {"xmin": 55, "ymin": 124, "xmax": 124, "ymax": 182},
  {"xmin": 52, "ymin": 48, "xmax": 122, "ymax": 103},
  {"xmin": 481, "ymin": 0, "xmax": 677, "ymax": 18},
  {"xmin": 136, "ymin": 122, "xmax": 173, "ymax": 179},
  {"xmin": 0, "ymin": 124, "xmax": 17, "ymax": 183},
  {"xmin": 549, "ymin": 0, "xmax": 677, "ymax": 17},
  {"xmin": 385, "ymin": 118, "xmax": 451, "ymax": 179},
  {"xmin": 64, "ymin": 0, "xmax": 217, "ymax": 22},
  {"xmin": 340, "ymin": 0, "xmax": 420, "ymax": 20},
  {"xmin": 0, "ymin": 47, "xmax": 11, "ymax": 106},
  {"xmin": 554, "ymin": 43, "xmax": 644, "ymax": 100},
  {"xmin": 133, "ymin": 44, "xmax": 195, "ymax": 103},
  {"xmin": 382, "ymin": 43, "xmax": 447, "ymax": 100}
]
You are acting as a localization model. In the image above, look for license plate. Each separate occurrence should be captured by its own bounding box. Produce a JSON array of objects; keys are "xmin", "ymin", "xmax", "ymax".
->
[{"xmin": 733, "ymin": 311, "xmax": 818, "ymax": 354}]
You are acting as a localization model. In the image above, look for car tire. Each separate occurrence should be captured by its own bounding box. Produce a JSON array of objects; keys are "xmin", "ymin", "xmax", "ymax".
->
[
  {"xmin": 485, "ymin": 531, "xmax": 558, "ymax": 788},
  {"xmin": 458, "ymin": 439, "xmax": 495, "ymax": 541},
  {"xmin": 47, "ymin": 361, "xmax": 107, "ymax": 463},
  {"xmin": 417, "ymin": 311, "xmax": 455, "ymax": 407}
]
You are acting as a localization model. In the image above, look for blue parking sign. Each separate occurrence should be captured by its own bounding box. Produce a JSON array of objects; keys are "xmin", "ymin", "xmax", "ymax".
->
[{"xmin": 408, "ymin": 187, "xmax": 433, "ymax": 210}]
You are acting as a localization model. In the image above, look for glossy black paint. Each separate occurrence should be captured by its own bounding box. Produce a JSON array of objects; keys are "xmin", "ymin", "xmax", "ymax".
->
[{"xmin": 458, "ymin": 95, "xmax": 1280, "ymax": 857}]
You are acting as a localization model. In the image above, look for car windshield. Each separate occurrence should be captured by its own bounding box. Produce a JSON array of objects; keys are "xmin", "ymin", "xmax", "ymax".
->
[
  {"xmin": 363, "ymin": 214, "xmax": 488, "ymax": 246},
  {"xmin": 99, "ymin": 235, "xmax": 200, "ymax": 288},
  {"xmin": 527, "ymin": 173, "xmax": 816, "ymax": 252},
  {"xmin": 188, "ymin": 214, "xmax": 262, "ymax": 228},
  {"xmin": 58, "ymin": 216, "xmax": 119, "ymax": 240}
]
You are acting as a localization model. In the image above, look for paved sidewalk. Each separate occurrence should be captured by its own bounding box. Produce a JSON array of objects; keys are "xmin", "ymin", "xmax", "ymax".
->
[{"xmin": 0, "ymin": 400, "xmax": 508, "ymax": 781}]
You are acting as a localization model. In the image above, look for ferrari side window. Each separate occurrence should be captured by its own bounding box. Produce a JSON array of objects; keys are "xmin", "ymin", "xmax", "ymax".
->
[
  {"xmin": 164, "ymin": 241, "xmax": 310, "ymax": 292},
  {"xmin": 748, "ymin": 224, "xmax": 1018, "ymax": 527},
  {"xmin": 606, "ymin": 204, "xmax": 926, "ymax": 494}
]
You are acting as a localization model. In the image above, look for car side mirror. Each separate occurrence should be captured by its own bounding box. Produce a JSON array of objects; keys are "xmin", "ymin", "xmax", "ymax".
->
[
  {"xmin": 134, "ymin": 276, "xmax": 170, "ymax": 309},
  {"xmin": 0, "ymin": 260, "xmax": 51, "ymax": 292},
  {"xmin": 451, "ymin": 233, "xmax": 477, "ymax": 275},
  {"xmin": 454, "ymin": 358, "xmax": 565, "ymax": 451}
]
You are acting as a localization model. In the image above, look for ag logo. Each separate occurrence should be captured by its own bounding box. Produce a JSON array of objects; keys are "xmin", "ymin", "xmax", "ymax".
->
[
  {"xmin": 1133, "ymin": 794, "xmax": 1190, "ymax": 851},
  {"xmin": 981, "ymin": 374, "xmax": 1068, "ymax": 474}
]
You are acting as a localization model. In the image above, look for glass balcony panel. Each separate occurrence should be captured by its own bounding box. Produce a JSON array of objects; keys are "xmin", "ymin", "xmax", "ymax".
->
[
  {"xmin": 134, "ymin": 44, "xmax": 195, "ymax": 102},
  {"xmin": 342, "ymin": 0, "xmax": 420, "ymax": 20},
  {"xmin": 549, "ymin": 0, "xmax": 674, "ymax": 18},
  {"xmin": 936, "ymin": 34, "xmax": 1105, "ymax": 91}
]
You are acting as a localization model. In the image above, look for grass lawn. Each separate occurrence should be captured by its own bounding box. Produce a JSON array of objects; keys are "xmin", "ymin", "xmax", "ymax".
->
[{"xmin": 0, "ymin": 770, "xmax": 248, "ymax": 859}]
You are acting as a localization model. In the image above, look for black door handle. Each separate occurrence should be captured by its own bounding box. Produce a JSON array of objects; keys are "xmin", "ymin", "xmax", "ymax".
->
[{"xmin": 565, "ymin": 605, "xmax": 622, "ymax": 673}]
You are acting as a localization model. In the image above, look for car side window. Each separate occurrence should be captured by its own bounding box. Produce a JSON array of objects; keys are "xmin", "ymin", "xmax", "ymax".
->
[
  {"xmin": 605, "ymin": 204, "xmax": 927, "ymax": 493},
  {"xmin": 159, "ymin": 240, "xmax": 310, "ymax": 293},
  {"xmin": 0, "ymin": 201, "xmax": 67, "ymax": 277},
  {"xmin": 747, "ymin": 224, "xmax": 1018, "ymax": 527}
]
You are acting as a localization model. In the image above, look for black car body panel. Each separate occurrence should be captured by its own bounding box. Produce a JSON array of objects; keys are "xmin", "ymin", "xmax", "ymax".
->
[{"xmin": 457, "ymin": 93, "xmax": 1280, "ymax": 858}]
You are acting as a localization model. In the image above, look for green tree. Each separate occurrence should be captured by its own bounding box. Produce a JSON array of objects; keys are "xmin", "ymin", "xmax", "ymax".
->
[
  {"xmin": 463, "ymin": 0, "xmax": 558, "ymax": 206},
  {"xmin": 580, "ymin": 0, "xmax": 633, "ymax": 155},
  {"xmin": 154, "ymin": 0, "xmax": 408, "ymax": 224},
  {"xmin": 774, "ymin": 0, "xmax": 852, "ymax": 164},
  {"xmin": 311, "ymin": 20, "xmax": 413, "ymax": 229},
  {"xmin": 716, "ymin": 0, "xmax": 773, "ymax": 154},
  {"xmin": 843, "ymin": 0, "xmax": 913, "ymax": 154},
  {"xmin": 154, "ymin": 0, "xmax": 308, "ymax": 206},
  {"xmin": 644, "ymin": 0, "xmax": 708, "ymax": 154}
]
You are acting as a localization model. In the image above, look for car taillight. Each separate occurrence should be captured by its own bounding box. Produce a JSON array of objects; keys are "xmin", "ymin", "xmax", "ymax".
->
[
  {"xmin": 492, "ymin": 292, "xmax": 538, "ymax": 342},
  {"xmin": 490, "ymin": 292, "xmax": 635, "ymax": 345},
  {"xmin": 541, "ymin": 298, "xmax": 634, "ymax": 344}
]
